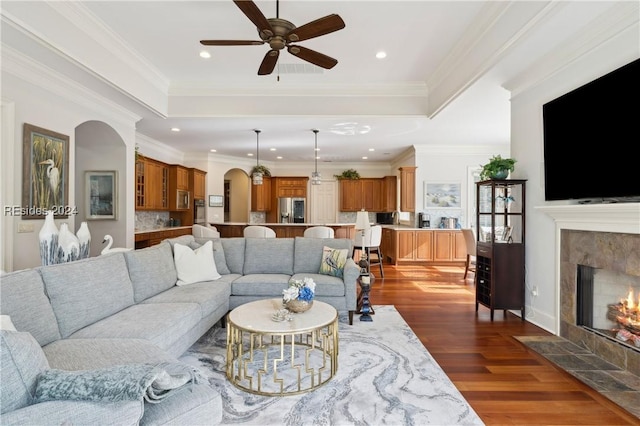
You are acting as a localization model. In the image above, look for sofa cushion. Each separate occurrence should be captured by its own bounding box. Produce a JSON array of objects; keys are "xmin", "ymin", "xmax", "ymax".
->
[
  {"xmin": 40, "ymin": 253, "xmax": 135, "ymax": 338},
  {"xmin": 0, "ymin": 330, "xmax": 50, "ymax": 414},
  {"xmin": 318, "ymin": 246, "xmax": 349, "ymax": 278},
  {"xmin": 293, "ymin": 237, "xmax": 353, "ymax": 274},
  {"xmin": 243, "ymin": 238, "xmax": 294, "ymax": 275},
  {"xmin": 231, "ymin": 274, "xmax": 293, "ymax": 296},
  {"xmin": 220, "ymin": 238, "xmax": 245, "ymax": 274},
  {"xmin": 174, "ymin": 241, "xmax": 221, "ymax": 285},
  {"xmin": 124, "ymin": 243, "xmax": 178, "ymax": 303},
  {"xmin": 0, "ymin": 269, "xmax": 61, "ymax": 346},
  {"xmin": 193, "ymin": 237, "xmax": 231, "ymax": 275},
  {"xmin": 67, "ymin": 303, "xmax": 201, "ymax": 353},
  {"xmin": 163, "ymin": 235, "xmax": 196, "ymax": 251}
]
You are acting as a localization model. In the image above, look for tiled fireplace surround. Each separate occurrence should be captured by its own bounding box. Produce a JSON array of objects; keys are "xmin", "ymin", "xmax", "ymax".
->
[{"xmin": 539, "ymin": 204, "xmax": 640, "ymax": 377}]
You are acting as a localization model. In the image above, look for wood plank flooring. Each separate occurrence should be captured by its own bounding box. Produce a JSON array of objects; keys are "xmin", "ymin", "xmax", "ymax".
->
[{"xmin": 369, "ymin": 264, "xmax": 640, "ymax": 425}]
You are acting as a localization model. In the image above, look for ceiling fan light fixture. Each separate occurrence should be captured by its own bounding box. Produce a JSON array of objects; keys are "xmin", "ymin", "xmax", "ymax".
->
[{"xmin": 311, "ymin": 129, "xmax": 321, "ymax": 185}]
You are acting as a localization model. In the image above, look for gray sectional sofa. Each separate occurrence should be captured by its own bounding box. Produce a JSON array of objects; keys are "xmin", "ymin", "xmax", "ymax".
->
[{"xmin": 0, "ymin": 235, "xmax": 358, "ymax": 425}]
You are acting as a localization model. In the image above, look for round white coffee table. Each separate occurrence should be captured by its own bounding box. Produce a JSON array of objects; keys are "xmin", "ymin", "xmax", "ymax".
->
[{"xmin": 226, "ymin": 298, "xmax": 339, "ymax": 396}]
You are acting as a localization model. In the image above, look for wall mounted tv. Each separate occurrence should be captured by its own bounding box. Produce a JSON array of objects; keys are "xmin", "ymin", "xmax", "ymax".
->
[{"xmin": 542, "ymin": 57, "xmax": 640, "ymax": 202}]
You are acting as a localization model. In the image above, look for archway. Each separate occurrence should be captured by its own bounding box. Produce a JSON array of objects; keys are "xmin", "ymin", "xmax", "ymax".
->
[
  {"xmin": 75, "ymin": 121, "xmax": 127, "ymax": 256},
  {"xmin": 223, "ymin": 168, "xmax": 250, "ymax": 223}
]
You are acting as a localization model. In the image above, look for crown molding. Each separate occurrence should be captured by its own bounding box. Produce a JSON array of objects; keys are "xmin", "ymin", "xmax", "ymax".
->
[
  {"xmin": 413, "ymin": 144, "xmax": 508, "ymax": 156},
  {"xmin": 505, "ymin": 2, "xmax": 640, "ymax": 97},
  {"xmin": 2, "ymin": 46, "xmax": 140, "ymax": 128}
]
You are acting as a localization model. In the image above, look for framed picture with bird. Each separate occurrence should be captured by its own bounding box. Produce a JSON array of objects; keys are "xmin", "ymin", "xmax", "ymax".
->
[{"xmin": 22, "ymin": 123, "xmax": 70, "ymax": 219}]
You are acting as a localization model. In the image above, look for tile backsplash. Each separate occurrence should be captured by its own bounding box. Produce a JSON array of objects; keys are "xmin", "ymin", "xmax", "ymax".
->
[{"xmin": 135, "ymin": 211, "xmax": 170, "ymax": 230}]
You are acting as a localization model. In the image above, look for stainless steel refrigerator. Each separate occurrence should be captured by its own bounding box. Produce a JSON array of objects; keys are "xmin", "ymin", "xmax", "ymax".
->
[{"xmin": 278, "ymin": 197, "xmax": 306, "ymax": 223}]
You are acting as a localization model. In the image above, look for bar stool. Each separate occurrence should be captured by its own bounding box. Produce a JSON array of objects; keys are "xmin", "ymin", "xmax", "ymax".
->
[{"xmin": 352, "ymin": 225, "xmax": 384, "ymax": 278}]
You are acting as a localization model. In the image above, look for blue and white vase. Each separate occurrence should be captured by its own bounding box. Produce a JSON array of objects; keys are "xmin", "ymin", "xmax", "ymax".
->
[
  {"xmin": 38, "ymin": 210, "xmax": 59, "ymax": 266},
  {"xmin": 76, "ymin": 221, "xmax": 91, "ymax": 259}
]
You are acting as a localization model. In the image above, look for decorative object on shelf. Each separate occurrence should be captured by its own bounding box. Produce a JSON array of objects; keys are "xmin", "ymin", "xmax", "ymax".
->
[
  {"xmin": 479, "ymin": 155, "xmax": 516, "ymax": 180},
  {"xmin": 76, "ymin": 221, "xmax": 91, "ymax": 259},
  {"xmin": 355, "ymin": 210, "xmax": 371, "ymax": 279},
  {"xmin": 311, "ymin": 129, "xmax": 321, "ymax": 185},
  {"xmin": 38, "ymin": 210, "xmax": 59, "ymax": 266},
  {"xmin": 251, "ymin": 129, "xmax": 269, "ymax": 185},
  {"xmin": 101, "ymin": 234, "xmax": 132, "ymax": 255},
  {"xmin": 334, "ymin": 168, "xmax": 360, "ymax": 180},
  {"xmin": 283, "ymin": 277, "xmax": 316, "ymax": 313}
]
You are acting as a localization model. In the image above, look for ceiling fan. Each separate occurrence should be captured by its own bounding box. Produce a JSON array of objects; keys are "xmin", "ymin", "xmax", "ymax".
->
[{"xmin": 200, "ymin": 0, "xmax": 345, "ymax": 75}]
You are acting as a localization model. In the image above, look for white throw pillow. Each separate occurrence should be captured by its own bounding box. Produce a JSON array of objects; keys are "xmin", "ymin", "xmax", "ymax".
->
[
  {"xmin": 173, "ymin": 241, "xmax": 221, "ymax": 286},
  {"xmin": 0, "ymin": 315, "xmax": 17, "ymax": 331}
]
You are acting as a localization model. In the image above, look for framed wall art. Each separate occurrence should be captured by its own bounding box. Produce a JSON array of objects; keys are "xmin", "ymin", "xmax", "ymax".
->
[
  {"xmin": 424, "ymin": 182, "xmax": 461, "ymax": 209},
  {"xmin": 22, "ymin": 123, "xmax": 70, "ymax": 219},
  {"xmin": 86, "ymin": 171, "xmax": 117, "ymax": 220},
  {"xmin": 209, "ymin": 194, "xmax": 224, "ymax": 207}
]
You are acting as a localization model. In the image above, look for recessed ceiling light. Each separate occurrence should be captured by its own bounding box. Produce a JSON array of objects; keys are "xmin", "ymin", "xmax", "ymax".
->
[
  {"xmin": 270, "ymin": 148, "xmax": 276, "ymax": 151},
  {"xmin": 171, "ymin": 127, "xmax": 180, "ymax": 132},
  {"xmin": 362, "ymin": 156, "xmax": 368, "ymax": 160},
  {"xmin": 369, "ymin": 148, "xmax": 375, "ymax": 152},
  {"xmin": 376, "ymin": 51, "xmax": 387, "ymax": 59},
  {"xmin": 276, "ymin": 156, "xmax": 283, "ymax": 159},
  {"xmin": 247, "ymin": 153, "xmax": 254, "ymax": 157},
  {"xmin": 200, "ymin": 51, "xmax": 211, "ymax": 59},
  {"xmin": 210, "ymin": 149, "xmax": 217, "ymax": 152}
]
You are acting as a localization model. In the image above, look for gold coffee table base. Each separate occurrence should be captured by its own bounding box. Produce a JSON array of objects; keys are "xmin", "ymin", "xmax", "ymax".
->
[{"xmin": 226, "ymin": 299, "xmax": 339, "ymax": 396}]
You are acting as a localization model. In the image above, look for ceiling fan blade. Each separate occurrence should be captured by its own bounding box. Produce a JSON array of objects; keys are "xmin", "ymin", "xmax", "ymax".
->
[
  {"xmin": 287, "ymin": 45, "xmax": 338, "ymax": 69},
  {"xmin": 258, "ymin": 50, "xmax": 279, "ymax": 75},
  {"xmin": 233, "ymin": 0, "xmax": 274, "ymax": 37},
  {"xmin": 286, "ymin": 14, "xmax": 345, "ymax": 42},
  {"xmin": 200, "ymin": 40, "xmax": 264, "ymax": 46}
]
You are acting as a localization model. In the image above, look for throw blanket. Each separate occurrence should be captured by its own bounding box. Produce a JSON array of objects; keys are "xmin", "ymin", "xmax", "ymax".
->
[{"xmin": 34, "ymin": 362, "xmax": 200, "ymax": 404}]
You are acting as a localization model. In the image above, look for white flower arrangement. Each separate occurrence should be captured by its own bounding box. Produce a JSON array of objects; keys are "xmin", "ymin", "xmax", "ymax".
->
[{"xmin": 283, "ymin": 277, "xmax": 316, "ymax": 303}]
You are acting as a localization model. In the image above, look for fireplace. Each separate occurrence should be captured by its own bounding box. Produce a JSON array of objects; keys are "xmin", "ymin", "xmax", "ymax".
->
[
  {"xmin": 576, "ymin": 265, "xmax": 640, "ymax": 351},
  {"xmin": 560, "ymin": 229, "xmax": 640, "ymax": 376}
]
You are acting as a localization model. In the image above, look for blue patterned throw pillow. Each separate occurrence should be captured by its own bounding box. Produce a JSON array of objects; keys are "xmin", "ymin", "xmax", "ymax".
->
[{"xmin": 318, "ymin": 246, "xmax": 348, "ymax": 278}]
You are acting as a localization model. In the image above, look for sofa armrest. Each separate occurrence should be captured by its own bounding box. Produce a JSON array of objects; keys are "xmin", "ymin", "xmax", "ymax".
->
[
  {"xmin": 2, "ymin": 400, "xmax": 143, "ymax": 426},
  {"xmin": 343, "ymin": 258, "xmax": 359, "ymax": 311}
]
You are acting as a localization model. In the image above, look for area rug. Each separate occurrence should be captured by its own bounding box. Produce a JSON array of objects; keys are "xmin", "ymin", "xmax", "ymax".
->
[{"xmin": 179, "ymin": 305, "xmax": 484, "ymax": 425}]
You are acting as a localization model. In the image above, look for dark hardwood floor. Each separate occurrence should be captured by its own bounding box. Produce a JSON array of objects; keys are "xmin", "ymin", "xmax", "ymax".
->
[{"xmin": 369, "ymin": 264, "xmax": 640, "ymax": 425}]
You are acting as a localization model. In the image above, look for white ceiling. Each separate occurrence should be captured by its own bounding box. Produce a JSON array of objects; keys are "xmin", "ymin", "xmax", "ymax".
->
[{"xmin": 1, "ymin": 1, "xmax": 620, "ymax": 163}]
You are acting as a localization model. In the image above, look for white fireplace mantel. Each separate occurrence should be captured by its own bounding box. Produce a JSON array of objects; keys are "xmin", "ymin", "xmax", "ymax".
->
[{"xmin": 536, "ymin": 203, "xmax": 640, "ymax": 235}]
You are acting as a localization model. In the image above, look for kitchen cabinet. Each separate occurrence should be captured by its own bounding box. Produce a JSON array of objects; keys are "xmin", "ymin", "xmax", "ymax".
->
[
  {"xmin": 362, "ymin": 179, "xmax": 383, "ymax": 211},
  {"xmin": 251, "ymin": 176, "xmax": 272, "ymax": 212},
  {"xmin": 339, "ymin": 179, "xmax": 362, "ymax": 211},
  {"xmin": 390, "ymin": 229, "xmax": 465, "ymax": 264},
  {"xmin": 274, "ymin": 177, "xmax": 308, "ymax": 198},
  {"xmin": 169, "ymin": 165, "xmax": 190, "ymax": 211},
  {"xmin": 190, "ymin": 168, "xmax": 206, "ymax": 200},
  {"xmin": 399, "ymin": 166, "xmax": 416, "ymax": 212},
  {"xmin": 395, "ymin": 230, "xmax": 433, "ymax": 262},
  {"xmin": 381, "ymin": 176, "xmax": 397, "ymax": 212},
  {"xmin": 339, "ymin": 178, "xmax": 394, "ymax": 212},
  {"xmin": 270, "ymin": 226, "xmax": 305, "ymax": 238},
  {"xmin": 475, "ymin": 179, "xmax": 526, "ymax": 320},
  {"xmin": 433, "ymin": 231, "xmax": 467, "ymax": 262},
  {"xmin": 135, "ymin": 158, "xmax": 168, "ymax": 211},
  {"xmin": 380, "ymin": 227, "xmax": 395, "ymax": 263}
]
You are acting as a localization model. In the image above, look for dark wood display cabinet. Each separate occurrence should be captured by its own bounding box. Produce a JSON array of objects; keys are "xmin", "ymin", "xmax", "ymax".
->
[{"xmin": 475, "ymin": 179, "xmax": 526, "ymax": 320}]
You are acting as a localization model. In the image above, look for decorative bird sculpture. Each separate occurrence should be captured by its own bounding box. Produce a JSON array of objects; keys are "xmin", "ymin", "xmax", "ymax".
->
[
  {"xmin": 101, "ymin": 234, "xmax": 132, "ymax": 255},
  {"xmin": 39, "ymin": 157, "xmax": 60, "ymax": 203}
]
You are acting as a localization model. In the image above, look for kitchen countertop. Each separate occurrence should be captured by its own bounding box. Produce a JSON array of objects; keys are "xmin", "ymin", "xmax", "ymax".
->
[
  {"xmin": 211, "ymin": 222, "xmax": 459, "ymax": 231},
  {"xmin": 134, "ymin": 226, "xmax": 192, "ymax": 234}
]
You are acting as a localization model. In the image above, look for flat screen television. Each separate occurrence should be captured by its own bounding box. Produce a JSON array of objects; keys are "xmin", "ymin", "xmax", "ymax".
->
[{"xmin": 542, "ymin": 57, "xmax": 640, "ymax": 202}]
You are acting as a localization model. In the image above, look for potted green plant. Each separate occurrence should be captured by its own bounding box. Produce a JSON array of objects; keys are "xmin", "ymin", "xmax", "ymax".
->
[
  {"xmin": 250, "ymin": 164, "xmax": 271, "ymax": 177},
  {"xmin": 334, "ymin": 169, "xmax": 360, "ymax": 180},
  {"xmin": 479, "ymin": 155, "xmax": 516, "ymax": 180}
]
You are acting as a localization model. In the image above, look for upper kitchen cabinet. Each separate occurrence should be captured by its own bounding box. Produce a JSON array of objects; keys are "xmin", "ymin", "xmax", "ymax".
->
[
  {"xmin": 251, "ymin": 176, "xmax": 272, "ymax": 212},
  {"xmin": 189, "ymin": 168, "xmax": 207, "ymax": 200},
  {"xmin": 399, "ymin": 166, "xmax": 416, "ymax": 212},
  {"xmin": 135, "ymin": 158, "xmax": 168, "ymax": 211},
  {"xmin": 169, "ymin": 165, "xmax": 190, "ymax": 210},
  {"xmin": 339, "ymin": 177, "xmax": 396, "ymax": 212},
  {"xmin": 381, "ymin": 176, "xmax": 397, "ymax": 212},
  {"xmin": 274, "ymin": 177, "xmax": 308, "ymax": 198}
]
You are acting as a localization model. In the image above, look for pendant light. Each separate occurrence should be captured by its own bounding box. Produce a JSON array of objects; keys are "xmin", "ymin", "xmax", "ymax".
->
[
  {"xmin": 311, "ymin": 129, "xmax": 321, "ymax": 185},
  {"xmin": 252, "ymin": 129, "xmax": 263, "ymax": 185}
]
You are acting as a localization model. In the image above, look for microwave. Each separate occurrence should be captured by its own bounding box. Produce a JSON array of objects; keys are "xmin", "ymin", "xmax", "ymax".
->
[{"xmin": 177, "ymin": 190, "xmax": 190, "ymax": 210}]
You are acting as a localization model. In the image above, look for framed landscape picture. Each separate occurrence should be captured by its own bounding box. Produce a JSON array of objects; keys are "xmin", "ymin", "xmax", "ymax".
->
[
  {"xmin": 86, "ymin": 171, "xmax": 117, "ymax": 220},
  {"xmin": 22, "ymin": 123, "xmax": 70, "ymax": 219},
  {"xmin": 424, "ymin": 182, "xmax": 461, "ymax": 209}
]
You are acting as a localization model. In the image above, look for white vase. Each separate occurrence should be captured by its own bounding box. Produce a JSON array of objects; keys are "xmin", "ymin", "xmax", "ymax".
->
[
  {"xmin": 38, "ymin": 210, "xmax": 59, "ymax": 266},
  {"xmin": 57, "ymin": 223, "xmax": 80, "ymax": 263},
  {"xmin": 76, "ymin": 222, "xmax": 91, "ymax": 259}
]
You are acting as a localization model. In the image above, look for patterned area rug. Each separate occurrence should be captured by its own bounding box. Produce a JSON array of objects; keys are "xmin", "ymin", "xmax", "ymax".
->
[{"xmin": 179, "ymin": 305, "xmax": 484, "ymax": 425}]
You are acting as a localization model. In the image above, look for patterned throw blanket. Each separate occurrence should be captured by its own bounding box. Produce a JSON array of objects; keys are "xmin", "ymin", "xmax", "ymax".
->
[{"xmin": 34, "ymin": 362, "xmax": 200, "ymax": 404}]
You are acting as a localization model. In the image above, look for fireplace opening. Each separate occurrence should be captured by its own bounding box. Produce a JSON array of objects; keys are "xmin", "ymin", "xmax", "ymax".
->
[{"xmin": 576, "ymin": 265, "xmax": 640, "ymax": 352}]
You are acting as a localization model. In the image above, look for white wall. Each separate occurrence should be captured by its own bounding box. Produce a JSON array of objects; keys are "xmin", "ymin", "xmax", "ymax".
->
[{"xmin": 509, "ymin": 18, "xmax": 639, "ymax": 332}]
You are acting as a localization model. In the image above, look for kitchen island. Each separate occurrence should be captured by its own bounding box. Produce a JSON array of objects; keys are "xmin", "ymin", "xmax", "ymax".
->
[{"xmin": 212, "ymin": 223, "xmax": 356, "ymax": 239}]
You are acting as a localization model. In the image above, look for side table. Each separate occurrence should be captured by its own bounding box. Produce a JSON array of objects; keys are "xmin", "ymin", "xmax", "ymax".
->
[{"xmin": 356, "ymin": 275, "xmax": 375, "ymax": 321}]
